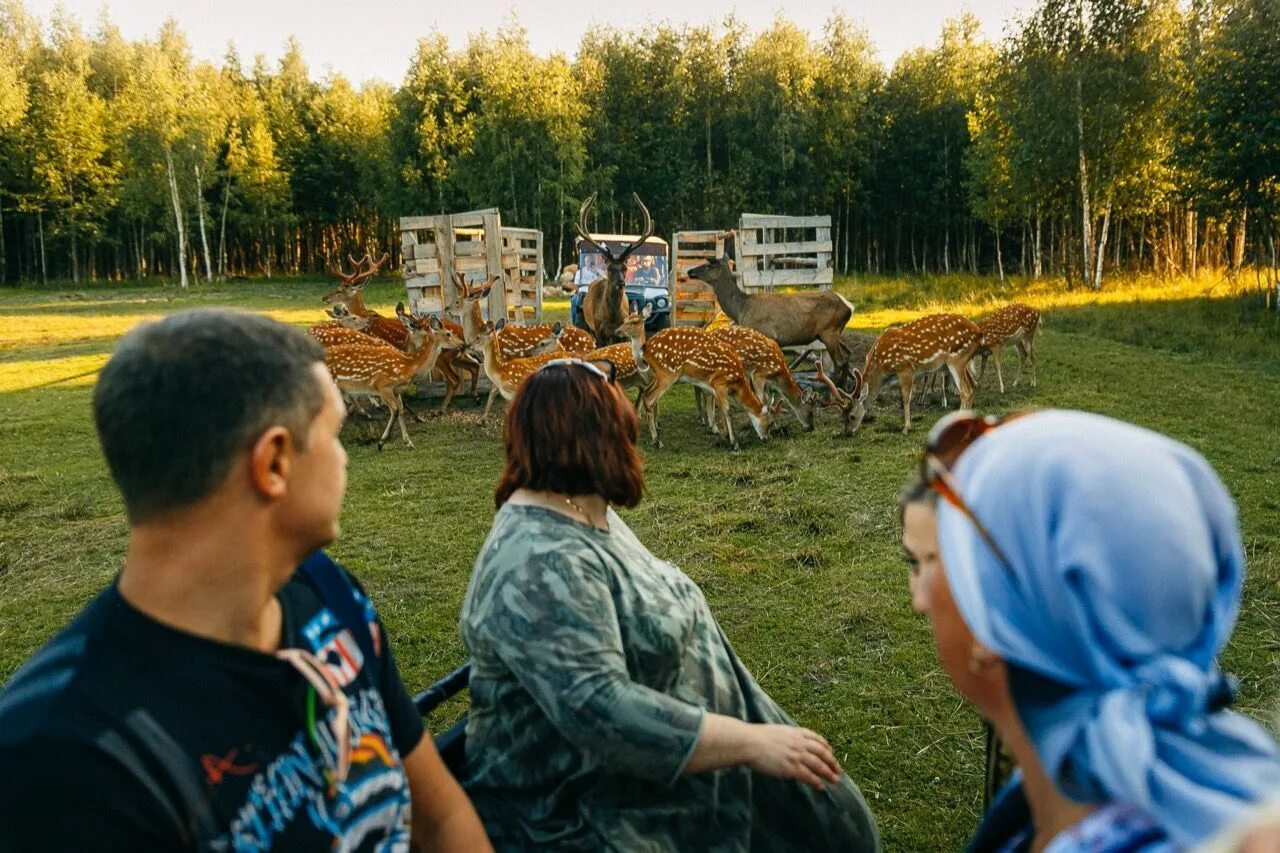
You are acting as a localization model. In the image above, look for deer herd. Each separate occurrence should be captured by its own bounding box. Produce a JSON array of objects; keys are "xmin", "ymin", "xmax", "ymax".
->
[{"xmin": 310, "ymin": 250, "xmax": 1042, "ymax": 452}]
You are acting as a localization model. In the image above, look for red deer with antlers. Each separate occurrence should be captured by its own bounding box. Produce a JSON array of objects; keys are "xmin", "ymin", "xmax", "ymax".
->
[
  {"xmin": 686, "ymin": 257, "xmax": 856, "ymax": 386},
  {"xmin": 976, "ymin": 303, "xmax": 1041, "ymax": 393},
  {"xmin": 575, "ymin": 192, "xmax": 655, "ymax": 347},
  {"xmin": 324, "ymin": 254, "xmax": 481, "ymax": 411}
]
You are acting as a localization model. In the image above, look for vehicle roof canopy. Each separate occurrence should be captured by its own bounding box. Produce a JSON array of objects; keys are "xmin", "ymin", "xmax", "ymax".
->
[{"xmin": 577, "ymin": 234, "xmax": 669, "ymax": 256}]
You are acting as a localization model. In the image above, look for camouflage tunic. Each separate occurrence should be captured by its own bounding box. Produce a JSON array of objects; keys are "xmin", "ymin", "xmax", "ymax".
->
[{"xmin": 460, "ymin": 503, "xmax": 880, "ymax": 852}]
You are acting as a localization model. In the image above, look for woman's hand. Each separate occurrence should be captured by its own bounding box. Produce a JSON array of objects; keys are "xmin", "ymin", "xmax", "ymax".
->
[{"xmin": 743, "ymin": 724, "xmax": 843, "ymax": 791}]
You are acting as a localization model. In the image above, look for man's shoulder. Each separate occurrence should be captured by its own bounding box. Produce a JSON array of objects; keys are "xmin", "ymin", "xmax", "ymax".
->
[{"xmin": 0, "ymin": 586, "xmax": 120, "ymax": 748}]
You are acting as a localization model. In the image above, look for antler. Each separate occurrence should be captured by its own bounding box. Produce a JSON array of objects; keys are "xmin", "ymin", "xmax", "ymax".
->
[
  {"xmin": 326, "ymin": 256, "xmax": 364, "ymax": 286},
  {"xmin": 575, "ymin": 193, "xmax": 606, "ymax": 255},
  {"xmin": 617, "ymin": 193, "xmax": 654, "ymax": 264},
  {"xmin": 814, "ymin": 360, "xmax": 852, "ymax": 408}
]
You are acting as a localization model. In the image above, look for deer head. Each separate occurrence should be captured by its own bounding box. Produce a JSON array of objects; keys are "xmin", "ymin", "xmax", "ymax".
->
[{"xmin": 575, "ymin": 192, "xmax": 654, "ymax": 294}]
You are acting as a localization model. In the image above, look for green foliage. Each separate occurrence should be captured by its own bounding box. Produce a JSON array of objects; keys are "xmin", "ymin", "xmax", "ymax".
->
[{"xmin": 0, "ymin": 0, "xmax": 1277, "ymax": 287}]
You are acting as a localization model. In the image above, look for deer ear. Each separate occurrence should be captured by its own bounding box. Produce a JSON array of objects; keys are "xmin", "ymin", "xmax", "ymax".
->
[
  {"xmin": 428, "ymin": 316, "xmax": 443, "ymax": 330},
  {"xmin": 552, "ymin": 321, "xmax": 563, "ymax": 334},
  {"xmin": 642, "ymin": 304, "xmax": 652, "ymax": 319},
  {"xmin": 494, "ymin": 318, "xmax": 507, "ymax": 332},
  {"xmin": 396, "ymin": 301, "xmax": 408, "ymax": 316}
]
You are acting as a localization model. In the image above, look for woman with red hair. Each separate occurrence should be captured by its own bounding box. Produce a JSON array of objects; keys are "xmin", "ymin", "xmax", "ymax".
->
[{"xmin": 459, "ymin": 359, "xmax": 879, "ymax": 851}]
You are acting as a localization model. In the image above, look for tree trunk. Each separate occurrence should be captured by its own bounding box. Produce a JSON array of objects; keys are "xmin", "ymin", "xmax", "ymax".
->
[
  {"xmin": 1077, "ymin": 75, "xmax": 1096, "ymax": 290},
  {"xmin": 995, "ymin": 216, "xmax": 1004, "ymax": 285},
  {"xmin": 218, "ymin": 177, "xmax": 231, "ymax": 278},
  {"xmin": 164, "ymin": 146, "xmax": 189, "ymax": 288},
  {"xmin": 1093, "ymin": 204, "xmax": 1111, "ymax": 290},
  {"xmin": 70, "ymin": 229, "xmax": 79, "ymax": 283},
  {"xmin": 193, "ymin": 163, "xmax": 213, "ymax": 283},
  {"xmin": 1230, "ymin": 209, "xmax": 1247, "ymax": 273},
  {"xmin": 0, "ymin": 200, "xmax": 6, "ymax": 286},
  {"xmin": 1033, "ymin": 210, "xmax": 1043, "ymax": 279}
]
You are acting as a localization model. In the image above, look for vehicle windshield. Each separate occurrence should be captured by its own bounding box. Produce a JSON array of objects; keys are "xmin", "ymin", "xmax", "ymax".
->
[{"xmin": 575, "ymin": 248, "xmax": 668, "ymax": 289}]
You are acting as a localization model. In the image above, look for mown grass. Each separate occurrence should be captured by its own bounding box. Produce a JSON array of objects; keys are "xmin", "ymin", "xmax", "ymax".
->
[{"xmin": 1, "ymin": 273, "xmax": 1278, "ymax": 850}]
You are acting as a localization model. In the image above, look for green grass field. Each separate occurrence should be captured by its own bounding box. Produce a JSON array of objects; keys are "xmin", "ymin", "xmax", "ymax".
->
[{"xmin": 2, "ymin": 273, "xmax": 1278, "ymax": 849}]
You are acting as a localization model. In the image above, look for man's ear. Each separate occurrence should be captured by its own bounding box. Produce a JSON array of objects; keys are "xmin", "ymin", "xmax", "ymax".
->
[{"xmin": 248, "ymin": 426, "xmax": 294, "ymax": 500}]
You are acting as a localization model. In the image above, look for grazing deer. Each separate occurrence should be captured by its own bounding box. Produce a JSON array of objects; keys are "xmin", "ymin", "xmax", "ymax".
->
[
  {"xmin": 856, "ymin": 314, "xmax": 981, "ymax": 434},
  {"xmin": 324, "ymin": 314, "xmax": 464, "ymax": 450},
  {"xmin": 686, "ymin": 257, "xmax": 856, "ymax": 385},
  {"xmin": 472, "ymin": 319, "xmax": 577, "ymax": 422},
  {"xmin": 977, "ymin": 303, "xmax": 1041, "ymax": 393},
  {"xmin": 637, "ymin": 327, "xmax": 769, "ymax": 451},
  {"xmin": 702, "ymin": 325, "xmax": 814, "ymax": 432},
  {"xmin": 812, "ymin": 360, "xmax": 865, "ymax": 436},
  {"xmin": 576, "ymin": 192, "xmax": 655, "ymax": 347},
  {"xmin": 582, "ymin": 306, "xmax": 652, "ymax": 401}
]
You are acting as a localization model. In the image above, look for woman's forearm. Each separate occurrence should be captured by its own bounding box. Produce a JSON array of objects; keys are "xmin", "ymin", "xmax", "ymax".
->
[{"xmin": 683, "ymin": 713, "xmax": 756, "ymax": 773}]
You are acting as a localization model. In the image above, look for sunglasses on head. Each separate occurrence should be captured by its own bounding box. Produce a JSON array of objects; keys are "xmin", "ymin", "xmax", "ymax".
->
[
  {"xmin": 537, "ymin": 357, "xmax": 618, "ymax": 384},
  {"xmin": 920, "ymin": 409, "xmax": 1038, "ymax": 575}
]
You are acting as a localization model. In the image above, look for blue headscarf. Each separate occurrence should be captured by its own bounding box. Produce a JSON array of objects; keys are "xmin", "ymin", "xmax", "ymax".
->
[{"xmin": 935, "ymin": 410, "xmax": 1280, "ymax": 848}]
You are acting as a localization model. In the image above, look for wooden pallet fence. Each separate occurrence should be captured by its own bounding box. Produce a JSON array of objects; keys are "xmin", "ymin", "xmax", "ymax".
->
[
  {"xmin": 671, "ymin": 229, "xmax": 733, "ymax": 327},
  {"xmin": 737, "ymin": 213, "xmax": 833, "ymax": 292},
  {"xmin": 500, "ymin": 227, "xmax": 543, "ymax": 323}
]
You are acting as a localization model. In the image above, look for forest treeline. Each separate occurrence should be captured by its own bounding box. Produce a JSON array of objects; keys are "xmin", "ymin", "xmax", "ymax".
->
[{"xmin": 0, "ymin": 0, "xmax": 1277, "ymax": 291}]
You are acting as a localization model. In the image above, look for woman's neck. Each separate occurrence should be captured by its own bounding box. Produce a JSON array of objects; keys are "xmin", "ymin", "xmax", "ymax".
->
[
  {"xmin": 510, "ymin": 488, "xmax": 610, "ymax": 531},
  {"xmin": 994, "ymin": 712, "xmax": 1097, "ymax": 852}
]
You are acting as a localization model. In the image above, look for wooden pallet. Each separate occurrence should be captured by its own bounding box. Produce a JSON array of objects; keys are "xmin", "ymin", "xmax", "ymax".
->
[
  {"xmin": 671, "ymin": 229, "xmax": 733, "ymax": 327},
  {"xmin": 737, "ymin": 213, "xmax": 833, "ymax": 292},
  {"xmin": 399, "ymin": 209, "xmax": 544, "ymax": 326}
]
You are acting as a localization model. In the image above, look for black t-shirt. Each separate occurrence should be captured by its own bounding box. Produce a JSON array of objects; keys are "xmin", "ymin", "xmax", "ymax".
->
[{"xmin": 0, "ymin": 569, "xmax": 425, "ymax": 851}]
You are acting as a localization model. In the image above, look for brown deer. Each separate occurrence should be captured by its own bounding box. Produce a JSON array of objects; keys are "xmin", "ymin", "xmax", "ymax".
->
[
  {"xmin": 705, "ymin": 325, "xmax": 814, "ymax": 431},
  {"xmin": 637, "ymin": 327, "xmax": 769, "ymax": 451},
  {"xmin": 582, "ymin": 306, "xmax": 652, "ymax": 402},
  {"xmin": 576, "ymin": 192, "xmax": 654, "ymax": 347},
  {"xmin": 449, "ymin": 275, "xmax": 563, "ymax": 360},
  {"xmin": 977, "ymin": 303, "xmax": 1041, "ymax": 393},
  {"xmin": 553, "ymin": 323, "xmax": 597, "ymax": 354},
  {"xmin": 324, "ymin": 313, "xmax": 464, "ymax": 450},
  {"xmin": 856, "ymin": 313, "xmax": 981, "ymax": 434},
  {"xmin": 472, "ymin": 319, "xmax": 579, "ymax": 422},
  {"xmin": 686, "ymin": 257, "xmax": 856, "ymax": 385}
]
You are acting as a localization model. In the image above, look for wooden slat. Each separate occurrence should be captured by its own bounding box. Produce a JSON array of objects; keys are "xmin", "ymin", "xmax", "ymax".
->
[
  {"xmin": 740, "ymin": 268, "xmax": 834, "ymax": 288},
  {"xmin": 738, "ymin": 240, "xmax": 834, "ymax": 256},
  {"xmin": 413, "ymin": 257, "xmax": 439, "ymax": 275},
  {"xmin": 740, "ymin": 214, "xmax": 831, "ymax": 228}
]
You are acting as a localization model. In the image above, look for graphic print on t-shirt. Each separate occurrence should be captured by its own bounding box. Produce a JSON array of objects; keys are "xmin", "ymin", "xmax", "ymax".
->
[{"xmin": 212, "ymin": 598, "xmax": 412, "ymax": 852}]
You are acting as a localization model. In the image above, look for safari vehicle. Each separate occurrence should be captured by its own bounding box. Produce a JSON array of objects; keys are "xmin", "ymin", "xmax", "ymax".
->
[{"xmin": 570, "ymin": 234, "xmax": 672, "ymax": 335}]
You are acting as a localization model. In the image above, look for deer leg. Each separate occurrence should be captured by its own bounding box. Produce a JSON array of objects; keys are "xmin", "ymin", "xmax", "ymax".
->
[
  {"xmin": 1028, "ymin": 336, "xmax": 1038, "ymax": 388},
  {"xmin": 992, "ymin": 344, "xmax": 1006, "ymax": 394},
  {"xmin": 694, "ymin": 388, "xmax": 716, "ymax": 433},
  {"xmin": 376, "ymin": 389, "xmax": 410, "ymax": 451},
  {"xmin": 1012, "ymin": 340, "xmax": 1028, "ymax": 388},
  {"xmin": 435, "ymin": 361, "xmax": 461, "ymax": 413},
  {"xmin": 898, "ymin": 368, "xmax": 915, "ymax": 433},
  {"xmin": 714, "ymin": 383, "xmax": 739, "ymax": 451},
  {"xmin": 640, "ymin": 377, "xmax": 674, "ymax": 449},
  {"xmin": 950, "ymin": 358, "xmax": 977, "ymax": 410},
  {"xmin": 481, "ymin": 386, "xmax": 501, "ymax": 423}
]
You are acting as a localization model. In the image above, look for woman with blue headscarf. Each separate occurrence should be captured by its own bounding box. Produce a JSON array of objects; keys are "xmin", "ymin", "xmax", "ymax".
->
[{"xmin": 899, "ymin": 409, "xmax": 1280, "ymax": 852}]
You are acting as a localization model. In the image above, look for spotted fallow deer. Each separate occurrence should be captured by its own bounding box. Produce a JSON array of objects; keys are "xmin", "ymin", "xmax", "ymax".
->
[
  {"xmin": 853, "ymin": 313, "xmax": 982, "ymax": 434},
  {"xmin": 582, "ymin": 306, "xmax": 651, "ymax": 401},
  {"xmin": 472, "ymin": 319, "xmax": 580, "ymax": 422},
  {"xmin": 576, "ymin": 192, "xmax": 655, "ymax": 347},
  {"xmin": 324, "ymin": 313, "xmax": 464, "ymax": 450},
  {"xmin": 637, "ymin": 327, "xmax": 769, "ymax": 451},
  {"xmin": 705, "ymin": 325, "xmax": 814, "ymax": 432},
  {"xmin": 976, "ymin": 303, "xmax": 1041, "ymax": 393}
]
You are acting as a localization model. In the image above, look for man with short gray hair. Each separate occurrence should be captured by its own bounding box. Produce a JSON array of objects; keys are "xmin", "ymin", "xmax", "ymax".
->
[{"xmin": 0, "ymin": 310, "xmax": 490, "ymax": 851}]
